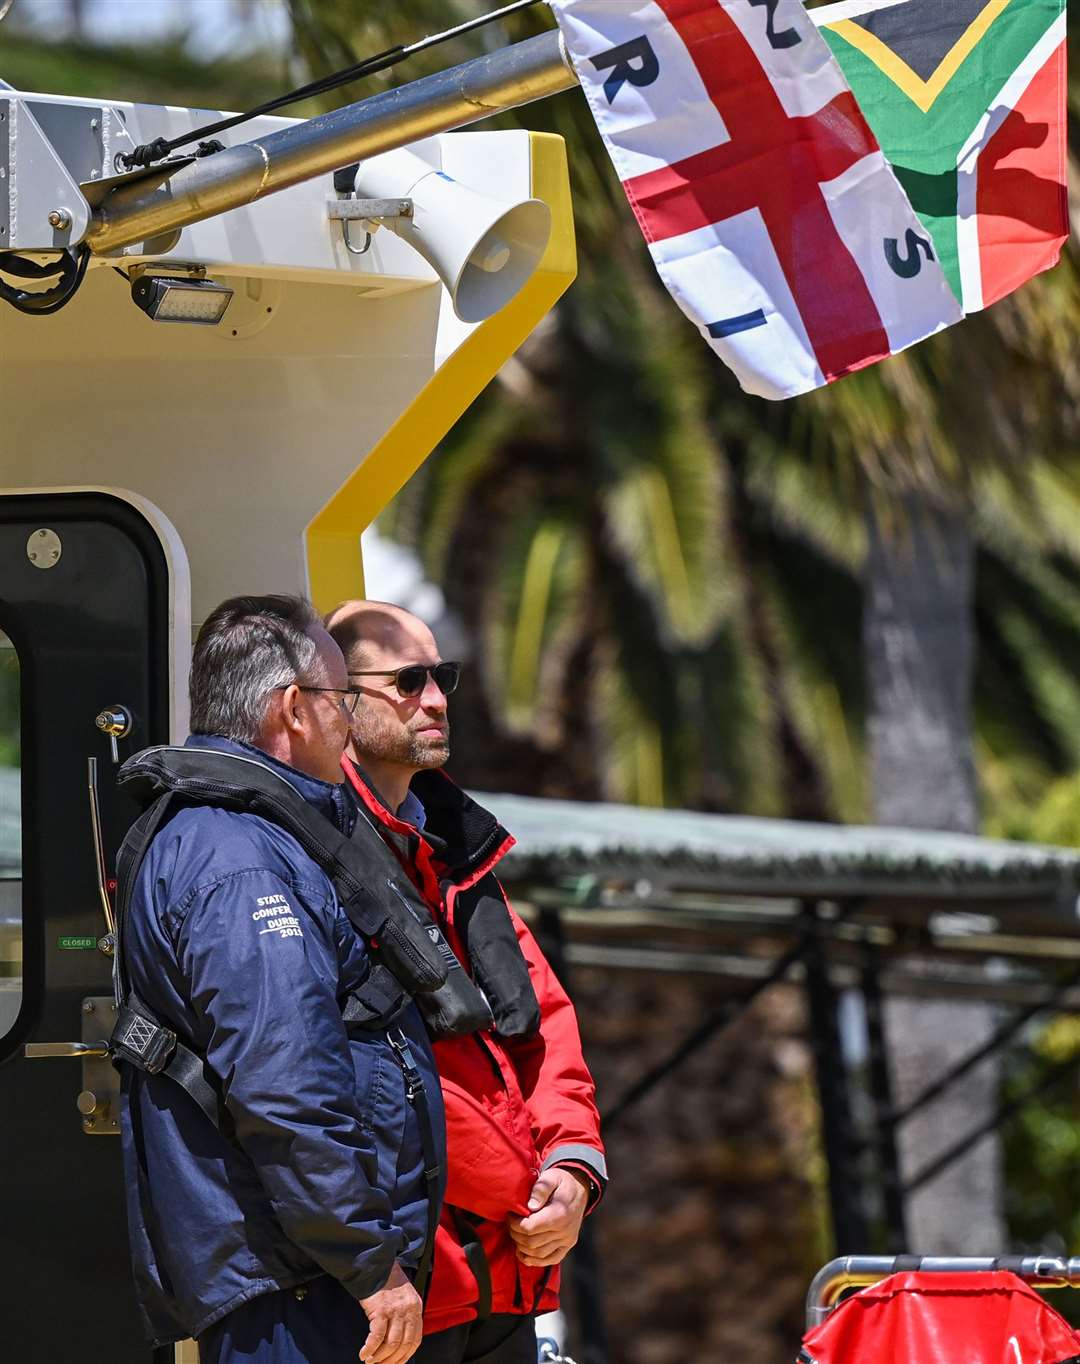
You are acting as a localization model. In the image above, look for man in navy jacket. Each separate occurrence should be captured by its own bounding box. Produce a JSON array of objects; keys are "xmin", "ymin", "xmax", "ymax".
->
[{"xmin": 120, "ymin": 595, "xmax": 444, "ymax": 1364}]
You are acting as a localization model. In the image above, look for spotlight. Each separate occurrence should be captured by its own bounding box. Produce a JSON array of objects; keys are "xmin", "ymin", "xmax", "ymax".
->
[{"xmin": 131, "ymin": 275, "xmax": 234, "ymax": 325}]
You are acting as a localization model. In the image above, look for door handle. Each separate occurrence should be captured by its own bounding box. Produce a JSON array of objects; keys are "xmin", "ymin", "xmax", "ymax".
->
[
  {"xmin": 23, "ymin": 998, "xmax": 120, "ymax": 1134},
  {"xmin": 24, "ymin": 1040, "xmax": 110, "ymax": 1059},
  {"xmin": 94, "ymin": 705, "xmax": 132, "ymax": 763}
]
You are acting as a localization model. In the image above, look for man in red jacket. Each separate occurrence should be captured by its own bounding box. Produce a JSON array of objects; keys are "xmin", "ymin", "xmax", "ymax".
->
[{"xmin": 325, "ymin": 600, "xmax": 607, "ymax": 1364}]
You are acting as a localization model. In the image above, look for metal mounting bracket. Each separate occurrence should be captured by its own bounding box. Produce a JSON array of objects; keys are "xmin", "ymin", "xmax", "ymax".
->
[
  {"xmin": 327, "ymin": 196, "xmax": 414, "ymax": 257},
  {"xmin": 0, "ymin": 97, "xmax": 92, "ymax": 250},
  {"xmin": 327, "ymin": 197, "xmax": 413, "ymax": 222}
]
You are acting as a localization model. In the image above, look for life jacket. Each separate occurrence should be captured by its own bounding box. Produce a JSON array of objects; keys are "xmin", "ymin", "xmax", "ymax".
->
[
  {"xmin": 343, "ymin": 761, "xmax": 604, "ymax": 1332},
  {"xmin": 108, "ymin": 744, "xmax": 460, "ymax": 1295}
]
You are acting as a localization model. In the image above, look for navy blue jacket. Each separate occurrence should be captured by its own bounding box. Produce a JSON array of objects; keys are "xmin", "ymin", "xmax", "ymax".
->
[{"xmin": 119, "ymin": 735, "xmax": 445, "ymax": 1346}]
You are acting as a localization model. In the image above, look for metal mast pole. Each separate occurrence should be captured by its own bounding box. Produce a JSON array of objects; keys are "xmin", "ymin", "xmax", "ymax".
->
[{"xmin": 87, "ymin": 30, "xmax": 579, "ymax": 256}]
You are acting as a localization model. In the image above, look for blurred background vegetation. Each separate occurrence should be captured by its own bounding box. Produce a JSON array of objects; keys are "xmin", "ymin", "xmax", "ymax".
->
[
  {"xmin": 4, "ymin": 0, "xmax": 1080, "ymax": 1354},
  {"xmin": 0, "ymin": 637, "xmax": 17, "ymax": 768},
  {"xmin": 5, "ymin": 0, "xmax": 1077, "ymax": 833}
]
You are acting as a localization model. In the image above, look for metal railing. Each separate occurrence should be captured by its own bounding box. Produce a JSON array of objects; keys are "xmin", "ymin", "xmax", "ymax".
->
[{"xmin": 806, "ymin": 1255, "xmax": 1080, "ymax": 1330}]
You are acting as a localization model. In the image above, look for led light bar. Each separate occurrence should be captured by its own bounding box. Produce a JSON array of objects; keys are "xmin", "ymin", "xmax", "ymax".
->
[{"xmin": 130, "ymin": 275, "xmax": 234, "ymax": 325}]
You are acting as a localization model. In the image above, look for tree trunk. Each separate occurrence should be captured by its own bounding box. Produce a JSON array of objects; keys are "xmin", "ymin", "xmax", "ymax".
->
[{"xmin": 863, "ymin": 485, "xmax": 1004, "ymax": 1254}]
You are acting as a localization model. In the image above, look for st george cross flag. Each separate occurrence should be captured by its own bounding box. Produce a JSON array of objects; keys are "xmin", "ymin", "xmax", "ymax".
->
[
  {"xmin": 819, "ymin": 0, "xmax": 1068, "ymax": 314},
  {"xmin": 548, "ymin": 0, "xmax": 964, "ymax": 400}
]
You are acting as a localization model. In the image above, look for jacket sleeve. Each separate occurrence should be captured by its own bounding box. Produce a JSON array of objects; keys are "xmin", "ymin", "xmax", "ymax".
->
[
  {"xmin": 501, "ymin": 901, "xmax": 608, "ymax": 1194},
  {"xmin": 174, "ymin": 866, "xmax": 404, "ymax": 1300}
]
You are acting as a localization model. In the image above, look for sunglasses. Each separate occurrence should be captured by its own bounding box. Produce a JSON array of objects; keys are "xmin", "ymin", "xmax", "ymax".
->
[{"xmin": 349, "ymin": 662, "xmax": 462, "ymax": 699}]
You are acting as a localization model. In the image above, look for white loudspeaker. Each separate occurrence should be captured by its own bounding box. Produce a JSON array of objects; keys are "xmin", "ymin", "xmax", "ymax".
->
[{"xmin": 353, "ymin": 149, "xmax": 552, "ymax": 324}]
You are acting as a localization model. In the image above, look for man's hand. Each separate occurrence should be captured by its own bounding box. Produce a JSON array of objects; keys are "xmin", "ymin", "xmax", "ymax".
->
[
  {"xmin": 358, "ymin": 1262, "xmax": 423, "ymax": 1364},
  {"xmin": 508, "ymin": 1167, "xmax": 589, "ymax": 1268}
]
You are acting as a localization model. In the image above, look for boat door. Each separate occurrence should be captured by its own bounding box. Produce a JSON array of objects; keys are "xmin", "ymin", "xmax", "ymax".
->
[{"xmin": 0, "ymin": 491, "xmax": 177, "ymax": 1364}]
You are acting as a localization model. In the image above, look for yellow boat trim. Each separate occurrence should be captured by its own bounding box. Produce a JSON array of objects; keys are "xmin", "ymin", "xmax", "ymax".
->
[
  {"xmin": 828, "ymin": 0, "xmax": 1012, "ymax": 113},
  {"xmin": 305, "ymin": 132, "xmax": 576, "ymax": 613}
]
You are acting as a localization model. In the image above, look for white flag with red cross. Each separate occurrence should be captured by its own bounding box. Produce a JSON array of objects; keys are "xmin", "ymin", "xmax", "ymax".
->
[{"xmin": 548, "ymin": 0, "xmax": 964, "ymax": 401}]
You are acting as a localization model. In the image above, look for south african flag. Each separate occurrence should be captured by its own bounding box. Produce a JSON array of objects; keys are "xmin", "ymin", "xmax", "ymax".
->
[{"xmin": 816, "ymin": 0, "xmax": 1068, "ymax": 312}]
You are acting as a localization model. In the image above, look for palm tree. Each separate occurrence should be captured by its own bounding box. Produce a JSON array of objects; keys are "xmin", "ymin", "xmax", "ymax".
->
[{"xmin": 296, "ymin": 0, "xmax": 1080, "ymax": 1298}]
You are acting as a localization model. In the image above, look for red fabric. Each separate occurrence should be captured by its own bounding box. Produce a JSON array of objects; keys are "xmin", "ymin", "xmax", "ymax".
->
[
  {"xmin": 342, "ymin": 760, "xmax": 605, "ymax": 1333},
  {"xmin": 977, "ymin": 39, "xmax": 1068, "ymax": 310},
  {"xmin": 801, "ymin": 1271, "xmax": 1080, "ymax": 1364}
]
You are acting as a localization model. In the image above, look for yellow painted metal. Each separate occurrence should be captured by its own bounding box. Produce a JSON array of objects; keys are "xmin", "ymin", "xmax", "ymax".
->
[{"xmin": 304, "ymin": 131, "xmax": 577, "ymax": 613}]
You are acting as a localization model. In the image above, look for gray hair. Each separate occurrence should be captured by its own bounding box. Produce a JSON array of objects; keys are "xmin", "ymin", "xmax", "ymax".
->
[{"xmin": 190, "ymin": 594, "xmax": 323, "ymax": 742}]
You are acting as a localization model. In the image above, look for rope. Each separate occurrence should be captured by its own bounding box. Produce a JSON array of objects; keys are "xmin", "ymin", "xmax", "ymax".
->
[{"xmin": 119, "ymin": 0, "xmax": 545, "ymax": 171}]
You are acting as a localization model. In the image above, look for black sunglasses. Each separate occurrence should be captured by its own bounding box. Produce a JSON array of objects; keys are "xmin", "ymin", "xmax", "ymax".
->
[{"xmin": 348, "ymin": 662, "xmax": 462, "ymax": 699}]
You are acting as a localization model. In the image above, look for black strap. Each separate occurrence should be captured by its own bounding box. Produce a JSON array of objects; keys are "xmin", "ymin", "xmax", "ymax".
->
[
  {"xmin": 530, "ymin": 1265, "xmax": 553, "ymax": 1316},
  {"xmin": 113, "ymin": 793, "xmax": 178, "ymax": 1007},
  {"xmin": 161, "ymin": 1034, "xmax": 231, "ymax": 1133},
  {"xmin": 387, "ymin": 1027, "xmax": 441, "ymax": 1302},
  {"xmin": 112, "ymin": 791, "xmax": 234, "ymax": 1134},
  {"xmin": 451, "ymin": 1207, "xmax": 493, "ymax": 1321}
]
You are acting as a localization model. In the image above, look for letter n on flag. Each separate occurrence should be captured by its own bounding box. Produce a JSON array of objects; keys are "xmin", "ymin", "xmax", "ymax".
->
[{"xmin": 548, "ymin": 0, "xmax": 964, "ymax": 400}]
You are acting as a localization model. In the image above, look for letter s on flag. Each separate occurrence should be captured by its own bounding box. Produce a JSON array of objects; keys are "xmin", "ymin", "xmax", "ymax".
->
[{"xmin": 547, "ymin": 0, "xmax": 963, "ymax": 400}]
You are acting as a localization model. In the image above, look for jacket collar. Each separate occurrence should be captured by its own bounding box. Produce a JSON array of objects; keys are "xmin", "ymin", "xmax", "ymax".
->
[
  {"xmin": 185, "ymin": 735, "xmax": 356, "ymax": 835},
  {"xmin": 342, "ymin": 757, "xmax": 514, "ymax": 888}
]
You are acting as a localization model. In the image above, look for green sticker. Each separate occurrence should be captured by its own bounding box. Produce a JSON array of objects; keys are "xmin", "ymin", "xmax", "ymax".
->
[{"xmin": 58, "ymin": 935, "xmax": 97, "ymax": 950}]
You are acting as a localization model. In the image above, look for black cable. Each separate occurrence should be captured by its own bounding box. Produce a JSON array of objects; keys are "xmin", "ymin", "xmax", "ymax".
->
[
  {"xmin": 120, "ymin": 0, "xmax": 546, "ymax": 172},
  {"xmin": 0, "ymin": 245, "xmax": 90, "ymax": 315},
  {"xmin": 0, "ymin": 252, "xmax": 71, "ymax": 281}
]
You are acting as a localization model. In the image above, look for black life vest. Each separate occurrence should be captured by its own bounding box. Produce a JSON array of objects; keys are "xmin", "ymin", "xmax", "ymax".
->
[{"xmin": 108, "ymin": 744, "xmax": 468, "ymax": 1298}]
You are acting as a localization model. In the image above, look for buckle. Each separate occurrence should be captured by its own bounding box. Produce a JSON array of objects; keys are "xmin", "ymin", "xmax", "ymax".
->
[{"xmin": 111, "ymin": 1005, "xmax": 177, "ymax": 1075}]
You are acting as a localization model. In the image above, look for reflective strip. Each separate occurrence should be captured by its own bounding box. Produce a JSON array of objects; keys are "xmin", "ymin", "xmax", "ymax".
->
[{"xmin": 542, "ymin": 1144, "xmax": 608, "ymax": 1182}]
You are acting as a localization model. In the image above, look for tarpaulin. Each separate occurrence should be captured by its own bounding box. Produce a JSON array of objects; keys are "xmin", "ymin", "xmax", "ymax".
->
[{"xmin": 800, "ymin": 1272, "xmax": 1080, "ymax": 1364}]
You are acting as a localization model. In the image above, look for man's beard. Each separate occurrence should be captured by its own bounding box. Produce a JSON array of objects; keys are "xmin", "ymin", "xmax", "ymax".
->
[
  {"xmin": 405, "ymin": 727, "xmax": 450, "ymax": 769},
  {"xmin": 351, "ymin": 710, "xmax": 450, "ymax": 770}
]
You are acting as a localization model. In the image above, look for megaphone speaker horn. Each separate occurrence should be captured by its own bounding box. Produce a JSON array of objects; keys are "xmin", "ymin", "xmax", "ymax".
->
[{"xmin": 353, "ymin": 150, "xmax": 552, "ymax": 324}]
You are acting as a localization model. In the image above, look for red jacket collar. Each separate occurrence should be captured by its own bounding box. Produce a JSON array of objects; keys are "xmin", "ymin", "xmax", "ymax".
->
[{"xmin": 341, "ymin": 756, "xmax": 514, "ymax": 891}]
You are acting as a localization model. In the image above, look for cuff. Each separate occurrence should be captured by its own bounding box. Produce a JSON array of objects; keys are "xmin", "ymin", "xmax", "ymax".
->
[
  {"xmin": 554, "ymin": 1160, "xmax": 605, "ymax": 1212},
  {"xmin": 542, "ymin": 1145, "xmax": 608, "ymax": 1212},
  {"xmin": 541, "ymin": 1144, "xmax": 608, "ymax": 1182}
]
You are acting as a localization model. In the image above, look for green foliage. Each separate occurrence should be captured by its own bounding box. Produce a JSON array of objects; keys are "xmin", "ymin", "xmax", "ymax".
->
[
  {"xmin": 301, "ymin": 1, "xmax": 1080, "ymax": 823},
  {"xmin": 0, "ymin": 31, "xmax": 284, "ymax": 109},
  {"xmin": 0, "ymin": 643, "xmax": 19, "ymax": 769},
  {"xmin": 1004, "ymin": 1016, "xmax": 1080, "ymax": 1323}
]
